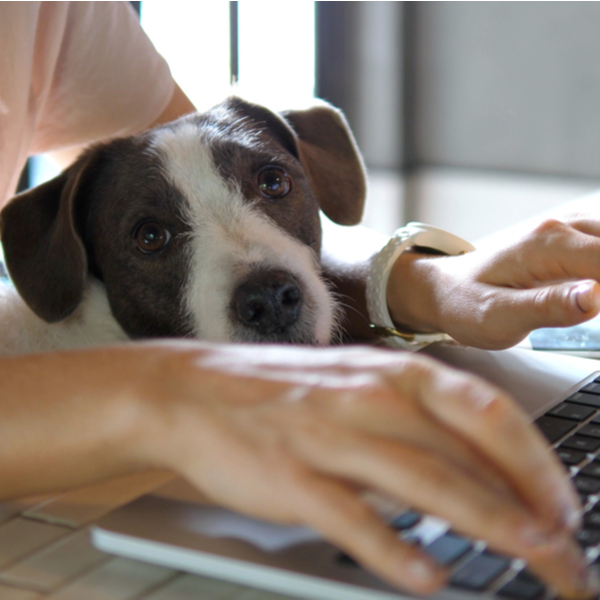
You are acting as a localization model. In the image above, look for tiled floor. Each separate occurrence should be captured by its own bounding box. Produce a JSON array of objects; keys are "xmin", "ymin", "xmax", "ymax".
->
[{"xmin": 0, "ymin": 474, "xmax": 294, "ymax": 600}]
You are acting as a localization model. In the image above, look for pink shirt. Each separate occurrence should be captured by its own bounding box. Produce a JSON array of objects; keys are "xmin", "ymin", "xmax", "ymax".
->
[{"xmin": 0, "ymin": 1, "xmax": 175, "ymax": 206}]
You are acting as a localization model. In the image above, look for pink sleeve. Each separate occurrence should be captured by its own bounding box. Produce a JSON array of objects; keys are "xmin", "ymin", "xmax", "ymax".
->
[{"xmin": 30, "ymin": 1, "xmax": 175, "ymax": 154}]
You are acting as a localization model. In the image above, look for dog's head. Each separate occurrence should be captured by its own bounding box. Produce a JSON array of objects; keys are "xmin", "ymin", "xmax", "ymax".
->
[{"xmin": 1, "ymin": 98, "xmax": 366, "ymax": 345}]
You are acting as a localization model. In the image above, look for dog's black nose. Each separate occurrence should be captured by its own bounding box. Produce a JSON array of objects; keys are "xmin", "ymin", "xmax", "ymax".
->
[{"xmin": 233, "ymin": 270, "xmax": 302, "ymax": 335}]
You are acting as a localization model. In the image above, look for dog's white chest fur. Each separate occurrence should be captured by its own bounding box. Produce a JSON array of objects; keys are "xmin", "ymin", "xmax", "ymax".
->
[{"xmin": 0, "ymin": 280, "xmax": 128, "ymax": 355}]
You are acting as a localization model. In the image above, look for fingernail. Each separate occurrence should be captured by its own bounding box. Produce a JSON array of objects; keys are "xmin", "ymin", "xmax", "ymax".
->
[{"xmin": 575, "ymin": 281, "xmax": 597, "ymax": 314}]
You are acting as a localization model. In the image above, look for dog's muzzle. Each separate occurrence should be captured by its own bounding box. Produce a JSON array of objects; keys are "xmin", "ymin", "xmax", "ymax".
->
[{"xmin": 233, "ymin": 269, "xmax": 303, "ymax": 338}]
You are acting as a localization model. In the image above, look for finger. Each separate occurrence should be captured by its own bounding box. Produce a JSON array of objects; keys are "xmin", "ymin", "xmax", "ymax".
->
[
  {"xmin": 410, "ymin": 362, "xmax": 581, "ymax": 531},
  {"xmin": 283, "ymin": 469, "xmax": 447, "ymax": 595},
  {"xmin": 568, "ymin": 217, "xmax": 600, "ymax": 238},
  {"xmin": 318, "ymin": 383, "xmax": 515, "ymax": 497},
  {"xmin": 292, "ymin": 424, "xmax": 549, "ymax": 554},
  {"xmin": 522, "ymin": 532, "xmax": 600, "ymax": 600},
  {"xmin": 527, "ymin": 220, "xmax": 600, "ymax": 282},
  {"xmin": 495, "ymin": 279, "xmax": 600, "ymax": 334},
  {"xmin": 288, "ymin": 425, "xmax": 595, "ymax": 598}
]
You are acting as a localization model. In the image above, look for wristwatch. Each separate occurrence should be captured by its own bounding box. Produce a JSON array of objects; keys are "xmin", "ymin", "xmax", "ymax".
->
[{"xmin": 366, "ymin": 222, "xmax": 475, "ymax": 350}]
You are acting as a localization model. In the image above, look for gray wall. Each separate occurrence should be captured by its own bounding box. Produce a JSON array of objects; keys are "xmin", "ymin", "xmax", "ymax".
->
[
  {"xmin": 412, "ymin": 2, "xmax": 600, "ymax": 178},
  {"xmin": 316, "ymin": 2, "xmax": 404, "ymax": 170},
  {"xmin": 317, "ymin": 1, "xmax": 600, "ymax": 179}
]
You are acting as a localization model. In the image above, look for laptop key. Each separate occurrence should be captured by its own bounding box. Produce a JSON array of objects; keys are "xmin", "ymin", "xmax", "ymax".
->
[
  {"xmin": 573, "ymin": 476, "xmax": 600, "ymax": 495},
  {"xmin": 534, "ymin": 416, "xmax": 577, "ymax": 444},
  {"xmin": 423, "ymin": 533, "xmax": 472, "ymax": 566},
  {"xmin": 583, "ymin": 511, "xmax": 600, "ymax": 529},
  {"xmin": 575, "ymin": 528, "xmax": 600, "ymax": 547},
  {"xmin": 497, "ymin": 572, "xmax": 546, "ymax": 600},
  {"xmin": 578, "ymin": 424, "xmax": 600, "ymax": 439},
  {"xmin": 549, "ymin": 402, "xmax": 596, "ymax": 421},
  {"xmin": 556, "ymin": 448, "xmax": 586, "ymax": 466},
  {"xmin": 560, "ymin": 436, "xmax": 600, "ymax": 453},
  {"xmin": 450, "ymin": 552, "xmax": 511, "ymax": 591},
  {"xmin": 390, "ymin": 511, "xmax": 421, "ymax": 531},
  {"xmin": 566, "ymin": 392, "xmax": 600, "ymax": 408},
  {"xmin": 582, "ymin": 382, "xmax": 600, "ymax": 396},
  {"xmin": 580, "ymin": 461, "xmax": 600, "ymax": 478},
  {"xmin": 579, "ymin": 492, "xmax": 592, "ymax": 506}
]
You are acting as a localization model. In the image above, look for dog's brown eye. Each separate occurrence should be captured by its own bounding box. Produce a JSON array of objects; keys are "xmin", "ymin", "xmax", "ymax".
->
[
  {"xmin": 257, "ymin": 167, "xmax": 291, "ymax": 198},
  {"xmin": 134, "ymin": 221, "xmax": 170, "ymax": 253}
]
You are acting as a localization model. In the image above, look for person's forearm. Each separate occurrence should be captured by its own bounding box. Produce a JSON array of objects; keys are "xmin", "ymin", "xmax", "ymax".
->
[
  {"xmin": 385, "ymin": 251, "xmax": 446, "ymax": 334},
  {"xmin": 0, "ymin": 343, "xmax": 183, "ymax": 499},
  {"xmin": 0, "ymin": 338, "xmax": 592, "ymax": 596}
]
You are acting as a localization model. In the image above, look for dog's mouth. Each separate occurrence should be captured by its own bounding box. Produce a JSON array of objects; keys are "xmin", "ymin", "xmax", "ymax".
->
[{"xmin": 228, "ymin": 268, "xmax": 325, "ymax": 345}]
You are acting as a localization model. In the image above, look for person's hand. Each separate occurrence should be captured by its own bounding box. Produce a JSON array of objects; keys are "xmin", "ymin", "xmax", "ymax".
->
[
  {"xmin": 135, "ymin": 342, "xmax": 596, "ymax": 598},
  {"xmin": 387, "ymin": 217, "xmax": 600, "ymax": 349}
]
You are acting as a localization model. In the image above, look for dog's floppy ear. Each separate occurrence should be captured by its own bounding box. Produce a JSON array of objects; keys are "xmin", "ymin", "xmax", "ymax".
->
[
  {"xmin": 0, "ymin": 159, "xmax": 90, "ymax": 323},
  {"xmin": 224, "ymin": 97, "xmax": 366, "ymax": 226},
  {"xmin": 281, "ymin": 104, "xmax": 366, "ymax": 226}
]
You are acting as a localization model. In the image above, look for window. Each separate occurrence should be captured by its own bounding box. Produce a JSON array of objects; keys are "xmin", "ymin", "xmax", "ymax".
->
[
  {"xmin": 28, "ymin": 2, "xmax": 317, "ymax": 189},
  {"xmin": 141, "ymin": 1, "xmax": 316, "ymax": 110}
]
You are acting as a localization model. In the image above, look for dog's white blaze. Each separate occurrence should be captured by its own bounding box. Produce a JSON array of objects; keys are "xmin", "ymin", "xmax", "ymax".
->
[{"xmin": 152, "ymin": 123, "xmax": 335, "ymax": 343}]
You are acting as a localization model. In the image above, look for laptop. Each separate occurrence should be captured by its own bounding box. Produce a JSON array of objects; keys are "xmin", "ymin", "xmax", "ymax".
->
[{"xmin": 89, "ymin": 343, "xmax": 600, "ymax": 600}]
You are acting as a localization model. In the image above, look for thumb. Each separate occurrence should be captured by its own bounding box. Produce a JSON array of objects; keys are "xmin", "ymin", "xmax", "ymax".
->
[
  {"xmin": 572, "ymin": 280, "xmax": 600, "ymax": 316},
  {"xmin": 524, "ymin": 279, "xmax": 600, "ymax": 329}
]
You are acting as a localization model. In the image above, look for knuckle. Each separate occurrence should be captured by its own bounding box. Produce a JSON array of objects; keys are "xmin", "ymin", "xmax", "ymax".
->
[
  {"xmin": 394, "ymin": 354, "xmax": 437, "ymax": 379},
  {"xmin": 399, "ymin": 355, "xmax": 455, "ymax": 393},
  {"xmin": 446, "ymin": 374, "xmax": 487, "ymax": 401},
  {"xmin": 478, "ymin": 390, "xmax": 517, "ymax": 424},
  {"xmin": 532, "ymin": 218, "xmax": 567, "ymax": 239},
  {"xmin": 340, "ymin": 503, "xmax": 375, "ymax": 531},
  {"xmin": 531, "ymin": 285, "xmax": 576, "ymax": 326},
  {"xmin": 409, "ymin": 451, "xmax": 457, "ymax": 490},
  {"xmin": 275, "ymin": 456, "xmax": 316, "ymax": 491},
  {"xmin": 532, "ymin": 286, "xmax": 555, "ymax": 318}
]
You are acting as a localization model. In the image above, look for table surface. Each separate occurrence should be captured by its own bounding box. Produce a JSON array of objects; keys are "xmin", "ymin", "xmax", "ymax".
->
[{"xmin": 0, "ymin": 472, "xmax": 298, "ymax": 599}]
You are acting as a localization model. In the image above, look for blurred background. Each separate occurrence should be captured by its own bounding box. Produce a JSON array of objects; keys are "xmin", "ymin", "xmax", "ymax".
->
[{"xmin": 25, "ymin": 1, "xmax": 600, "ymax": 240}]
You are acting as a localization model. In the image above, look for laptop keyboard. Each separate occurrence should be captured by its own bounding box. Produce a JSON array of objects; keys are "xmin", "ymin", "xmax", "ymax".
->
[
  {"xmin": 2, "ymin": 377, "xmax": 600, "ymax": 600},
  {"xmin": 335, "ymin": 373, "xmax": 600, "ymax": 600}
]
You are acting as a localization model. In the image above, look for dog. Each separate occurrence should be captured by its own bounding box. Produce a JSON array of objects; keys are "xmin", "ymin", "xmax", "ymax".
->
[{"xmin": 0, "ymin": 97, "xmax": 366, "ymax": 355}]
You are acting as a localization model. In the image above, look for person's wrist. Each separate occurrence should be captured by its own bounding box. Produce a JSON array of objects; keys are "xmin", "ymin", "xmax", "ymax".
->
[
  {"xmin": 385, "ymin": 251, "xmax": 445, "ymax": 335},
  {"xmin": 366, "ymin": 222, "xmax": 474, "ymax": 350},
  {"xmin": 111, "ymin": 344, "xmax": 211, "ymax": 475}
]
